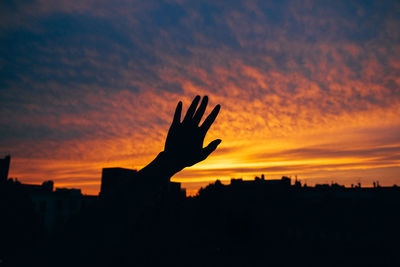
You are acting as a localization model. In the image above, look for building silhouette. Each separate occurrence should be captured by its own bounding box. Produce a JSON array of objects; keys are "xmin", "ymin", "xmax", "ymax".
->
[
  {"xmin": 2, "ymin": 156, "xmax": 400, "ymax": 266},
  {"xmin": 100, "ymin": 167, "xmax": 138, "ymax": 197},
  {"xmin": 1, "ymin": 156, "xmax": 96, "ymax": 232},
  {"xmin": 100, "ymin": 166, "xmax": 186, "ymax": 198},
  {"xmin": 0, "ymin": 155, "xmax": 10, "ymax": 185}
]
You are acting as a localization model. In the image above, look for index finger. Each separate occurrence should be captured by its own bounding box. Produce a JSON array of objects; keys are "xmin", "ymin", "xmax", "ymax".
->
[{"xmin": 200, "ymin": 104, "xmax": 220, "ymax": 134}]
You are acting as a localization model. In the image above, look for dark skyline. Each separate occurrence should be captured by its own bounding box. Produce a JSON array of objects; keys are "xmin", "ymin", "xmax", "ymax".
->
[{"xmin": 2, "ymin": 155, "xmax": 400, "ymax": 266}]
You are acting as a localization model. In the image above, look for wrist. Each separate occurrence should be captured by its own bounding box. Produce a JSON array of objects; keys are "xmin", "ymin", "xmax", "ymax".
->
[
  {"xmin": 138, "ymin": 151, "xmax": 182, "ymax": 184},
  {"xmin": 156, "ymin": 151, "xmax": 183, "ymax": 177}
]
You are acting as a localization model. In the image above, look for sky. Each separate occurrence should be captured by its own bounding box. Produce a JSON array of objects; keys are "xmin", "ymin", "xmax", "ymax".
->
[{"xmin": 1, "ymin": 0, "xmax": 400, "ymax": 195}]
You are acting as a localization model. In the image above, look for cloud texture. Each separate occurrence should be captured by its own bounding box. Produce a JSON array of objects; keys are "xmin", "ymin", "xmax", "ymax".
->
[{"xmin": 1, "ymin": 0, "xmax": 400, "ymax": 195}]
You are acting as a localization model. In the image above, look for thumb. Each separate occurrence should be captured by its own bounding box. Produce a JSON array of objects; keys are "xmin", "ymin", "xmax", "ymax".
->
[{"xmin": 200, "ymin": 139, "xmax": 222, "ymax": 161}]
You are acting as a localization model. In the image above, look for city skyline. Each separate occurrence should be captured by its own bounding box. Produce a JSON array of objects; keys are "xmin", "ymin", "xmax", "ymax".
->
[{"xmin": 2, "ymin": 154, "xmax": 398, "ymax": 196}]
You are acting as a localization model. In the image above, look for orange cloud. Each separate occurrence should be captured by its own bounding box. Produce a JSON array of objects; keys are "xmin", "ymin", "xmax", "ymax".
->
[{"xmin": 2, "ymin": 0, "xmax": 400, "ymax": 196}]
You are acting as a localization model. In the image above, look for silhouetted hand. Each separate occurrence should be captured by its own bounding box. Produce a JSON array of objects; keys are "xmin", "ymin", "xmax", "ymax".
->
[
  {"xmin": 137, "ymin": 95, "xmax": 221, "ymax": 185},
  {"xmin": 163, "ymin": 95, "xmax": 221, "ymax": 174}
]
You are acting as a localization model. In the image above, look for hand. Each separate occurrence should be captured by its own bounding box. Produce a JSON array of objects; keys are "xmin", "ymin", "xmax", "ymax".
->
[{"xmin": 164, "ymin": 95, "xmax": 221, "ymax": 173}]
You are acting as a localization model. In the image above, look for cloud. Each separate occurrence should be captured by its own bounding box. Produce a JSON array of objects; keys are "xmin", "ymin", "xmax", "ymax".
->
[{"xmin": 1, "ymin": 0, "xmax": 400, "ymax": 194}]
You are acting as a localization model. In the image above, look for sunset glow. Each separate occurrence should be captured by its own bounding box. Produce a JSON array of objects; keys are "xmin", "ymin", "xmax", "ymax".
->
[{"xmin": 1, "ymin": 0, "xmax": 399, "ymax": 195}]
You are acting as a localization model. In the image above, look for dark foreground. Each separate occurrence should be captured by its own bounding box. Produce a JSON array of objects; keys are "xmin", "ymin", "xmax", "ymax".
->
[{"xmin": 1, "ymin": 177, "xmax": 400, "ymax": 267}]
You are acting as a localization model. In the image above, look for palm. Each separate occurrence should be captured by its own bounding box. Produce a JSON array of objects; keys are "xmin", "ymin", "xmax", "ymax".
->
[{"xmin": 164, "ymin": 95, "xmax": 221, "ymax": 171}]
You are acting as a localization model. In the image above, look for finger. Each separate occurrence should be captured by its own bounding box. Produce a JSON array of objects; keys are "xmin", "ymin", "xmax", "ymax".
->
[
  {"xmin": 200, "ymin": 139, "xmax": 222, "ymax": 161},
  {"xmin": 172, "ymin": 101, "xmax": 182, "ymax": 125},
  {"xmin": 192, "ymin": 95, "xmax": 208, "ymax": 125},
  {"xmin": 200, "ymin": 104, "xmax": 220, "ymax": 134},
  {"xmin": 183, "ymin": 95, "xmax": 200, "ymax": 123}
]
